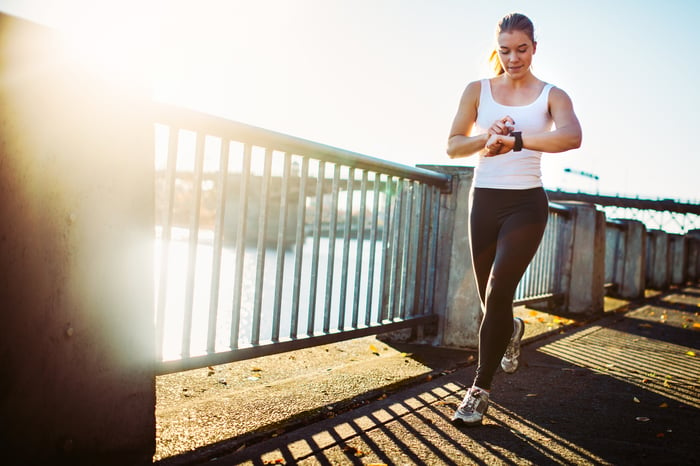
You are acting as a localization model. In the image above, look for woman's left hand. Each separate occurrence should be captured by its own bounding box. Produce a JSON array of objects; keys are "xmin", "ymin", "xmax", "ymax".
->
[{"xmin": 485, "ymin": 133, "xmax": 514, "ymax": 156}]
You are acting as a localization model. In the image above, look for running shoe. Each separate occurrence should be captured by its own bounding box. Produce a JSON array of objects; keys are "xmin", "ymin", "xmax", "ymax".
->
[
  {"xmin": 501, "ymin": 317, "xmax": 525, "ymax": 374},
  {"xmin": 451, "ymin": 386, "xmax": 490, "ymax": 426}
]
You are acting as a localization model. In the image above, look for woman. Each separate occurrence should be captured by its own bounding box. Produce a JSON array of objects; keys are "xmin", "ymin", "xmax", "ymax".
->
[{"xmin": 446, "ymin": 12, "xmax": 582, "ymax": 426}]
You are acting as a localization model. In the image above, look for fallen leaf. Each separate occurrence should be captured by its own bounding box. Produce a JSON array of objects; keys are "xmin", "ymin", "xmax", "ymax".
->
[
  {"xmin": 693, "ymin": 323, "xmax": 700, "ymax": 329},
  {"xmin": 633, "ymin": 397, "xmax": 640, "ymax": 403},
  {"xmin": 369, "ymin": 344, "xmax": 380, "ymax": 355},
  {"xmin": 656, "ymin": 433, "xmax": 665, "ymax": 438},
  {"xmin": 342, "ymin": 445, "xmax": 366, "ymax": 457},
  {"xmin": 663, "ymin": 379, "xmax": 670, "ymax": 387},
  {"xmin": 263, "ymin": 459, "xmax": 285, "ymax": 465},
  {"xmin": 639, "ymin": 323, "xmax": 653, "ymax": 328},
  {"xmin": 659, "ymin": 402, "xmax": 668, "ymax": 408},
  {"xmin": 529, "ymin": 310, "xmax": 538, "ymax": 316},
  {"xmin": 687, "ymin": 351, "xmax": 696, "ymax": 357},
  {"xmin": 526, "ymin": 393, "xmax": 538, "ymax": 397},
  {"xmin": 636, "ymin": 417, "xmax": 650, "ymax": 422}
]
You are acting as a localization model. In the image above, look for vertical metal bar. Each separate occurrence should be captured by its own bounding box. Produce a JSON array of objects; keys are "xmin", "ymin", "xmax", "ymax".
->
[
  {"xmin": 251, "ymin": 148, "xmax": 273, "ymax": 345},
  {"xmin": 181, "ymin": 131, "xmax": 206, "ymax": 358},
  {"xmin": 415, "ymin": 183, "xmax": 430, "ymax": 315},
  {"xmin": 405, "ymin": 181, "xmax": 420, "ymax": 318},
  {"xmin": 206, "ymin": 138, "xmax": 230, "ymax": 354},
  {"xmin": 379, "ymin": 176, "xmax": 394, "ymax": 321},
  {"xmin": 230, "ymin": 143, "xmax": 252, "ymax": 349},
  {"xmin": 365, "ymin": 172, "xmax": 381, "ymax": 326},
  {"xmin": 400, "ymin": 181, "xmax": 416, "ymax": 319},
  {"xmin": 352, "ymin": 170, "xmax": 368, "ymax": 328},
  {"xmin": 387, "ymin": 178, "xmax": 404, "ymax": 321},
  {"xmin": 307, "ymin": 161, "xmax": 325, "ymax": 336},
  {"xmin": 337, "ymin": 168, "xmax": 354, "ymax": 330},
  {"xmin": 424, "ymin": 186, "xmax": 440, "ymax": 315},
  {"xmin": 290, "ymin": 157, "xmax": 309, "ymax": 339},
  {"xmin": 271, "ymin": 152, "xmax": 292, "ymax": 342},
  {"xmin": 155, "ymin": 126, "xmax": 179, "ymax": 361},
  {"xmin": 323, "ymin": 164, "xmax": 341, "ymax": 333}
]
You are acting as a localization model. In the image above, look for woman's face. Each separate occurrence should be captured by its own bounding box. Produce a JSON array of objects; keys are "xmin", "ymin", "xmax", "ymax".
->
[{"xmin": 497, "ymin": 30, "xmax": 536, "ymax": 78}]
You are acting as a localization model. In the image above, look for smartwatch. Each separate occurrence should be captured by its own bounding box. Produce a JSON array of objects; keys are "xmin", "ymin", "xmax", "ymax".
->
[{"xmin": 512, "ymin": 131, "xmax": 523, "ymax": 152}]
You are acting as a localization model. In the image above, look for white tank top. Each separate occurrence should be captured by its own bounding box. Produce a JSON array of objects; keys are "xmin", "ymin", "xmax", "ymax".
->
[{"xmin": 473, "ymin": 79, "xmax": 554, "ymax": 189}]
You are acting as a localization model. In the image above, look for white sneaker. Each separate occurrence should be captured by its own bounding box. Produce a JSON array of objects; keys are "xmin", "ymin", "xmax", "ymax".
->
[
  {"xmin": 451, "ymin": 386, "xmax": 490, "ymax": 426},
  {"xmin": 501, "ymin": 317, "xmax": 525, "ymax": 374}
]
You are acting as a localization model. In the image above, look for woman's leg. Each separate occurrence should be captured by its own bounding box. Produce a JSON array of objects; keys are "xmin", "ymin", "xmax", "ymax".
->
[{"xmin": 471, "ymin": 188, "xmax": 548, "ymax": 390}]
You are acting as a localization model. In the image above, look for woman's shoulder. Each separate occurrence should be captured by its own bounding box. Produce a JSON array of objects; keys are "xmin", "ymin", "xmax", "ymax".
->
[
  {"xmin": 459, "ymin": 79, "xmax": 484, "ymax": 106},
  {"xmin": 464, "ymin": 79, "xmax": 485, "ymax": 93},
  {"xmin": 547, "ymin": 85, "xmax": 575, "ymax": 103}
]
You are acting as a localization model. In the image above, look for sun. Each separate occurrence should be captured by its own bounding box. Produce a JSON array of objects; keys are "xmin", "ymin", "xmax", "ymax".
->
[{"xmin": 53, "ymin": 1, "xmax": 160, "ymax": 89}]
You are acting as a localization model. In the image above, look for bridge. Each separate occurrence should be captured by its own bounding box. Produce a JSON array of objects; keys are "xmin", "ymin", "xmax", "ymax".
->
[{"xmin": 1, "ymin": 13, "xmax": 699, "ymax": 465}]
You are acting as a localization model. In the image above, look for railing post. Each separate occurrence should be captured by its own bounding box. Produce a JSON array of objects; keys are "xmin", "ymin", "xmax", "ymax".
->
[
  {"xmin": 558, "ymin": 202, "xmax": 606, "ymax": 316},
  {"xmin": 646, "ymin": 230, "xmax": 670, "ymax": 290},
  {"xmin": 419, "ymin": 166, "xmax": 481, "ymax": 348},
  {"xmin": 0, "ymin": 14, "xmax": 154, "ymax": 464},
  {"xmin": 618, "ymin": 220, "xmax": 647, "ymax": 299}
]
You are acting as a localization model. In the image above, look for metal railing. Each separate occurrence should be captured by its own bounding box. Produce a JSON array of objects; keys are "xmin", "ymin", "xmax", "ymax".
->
[
  {"xmin": 514, "ymin": 202, "xmax": 574, "ymax": 306},
  {"xmin": 153, "ymin": 104, "xmax": 450, "ymax": 374}
]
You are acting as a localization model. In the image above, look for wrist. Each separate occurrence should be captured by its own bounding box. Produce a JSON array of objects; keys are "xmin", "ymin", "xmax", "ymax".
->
[{"xmin": 512, "ymin": 131, "xmax": 523, "ymax": 152}]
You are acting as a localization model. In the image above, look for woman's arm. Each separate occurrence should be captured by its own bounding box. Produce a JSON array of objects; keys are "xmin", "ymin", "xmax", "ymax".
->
[
  {"xmin": 446, "ymin": 81, "xmax": 489, "ymax": 158},
  {"xmin": 485, "ymin": 87, "xmax": 582, "ymax": 154}
]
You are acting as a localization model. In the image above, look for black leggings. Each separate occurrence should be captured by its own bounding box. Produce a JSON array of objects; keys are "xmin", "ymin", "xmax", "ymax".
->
[{"xmin": 469, "ymin": 187, "xmax": 549, "ymax": 389}]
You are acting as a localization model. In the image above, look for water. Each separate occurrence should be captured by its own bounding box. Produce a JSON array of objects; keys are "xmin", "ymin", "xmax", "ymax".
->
[{"xmin": 155, "ymin": 229, "xmax": 385, "ymax": 361}]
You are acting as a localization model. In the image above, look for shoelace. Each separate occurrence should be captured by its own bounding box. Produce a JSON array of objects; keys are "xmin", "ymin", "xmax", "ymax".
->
[
  {"xmin": 503, "ymin": 341, "xmax": 517, "ymax": 359},
  {"xmin": 459, "ymin": 390, "xmax": 482, "ymax": 412}
]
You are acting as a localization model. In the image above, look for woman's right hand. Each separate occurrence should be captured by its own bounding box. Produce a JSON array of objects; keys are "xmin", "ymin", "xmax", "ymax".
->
[
  {"xmin": 488, "ymin": 116, "xmax": 515, "ymax": 137},
  {"xmin": 485, "ymin": 116, "xmax": 515, "ymax": 155}
]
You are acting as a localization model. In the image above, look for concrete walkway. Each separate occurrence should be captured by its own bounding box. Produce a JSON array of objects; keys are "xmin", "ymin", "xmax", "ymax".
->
[{"xmin": 157, "ymin": 288, "xmax": 700, "ymax": 465}]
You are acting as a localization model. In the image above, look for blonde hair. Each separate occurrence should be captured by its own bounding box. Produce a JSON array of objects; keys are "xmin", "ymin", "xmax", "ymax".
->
[{"xmin": 489, "ymin": 13, "xmax": 536, "ymax": 76}]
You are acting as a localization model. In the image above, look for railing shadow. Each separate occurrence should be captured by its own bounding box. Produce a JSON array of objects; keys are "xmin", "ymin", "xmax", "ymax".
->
[{"xmin": 187, "ymin": 300, "xmax": 699, "ymax": 465}]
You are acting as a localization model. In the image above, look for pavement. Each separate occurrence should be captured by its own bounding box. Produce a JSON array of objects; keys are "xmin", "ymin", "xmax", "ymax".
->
[{"xmin": 155, "ymin": 286, "xmax": 700, "ymax": 466}]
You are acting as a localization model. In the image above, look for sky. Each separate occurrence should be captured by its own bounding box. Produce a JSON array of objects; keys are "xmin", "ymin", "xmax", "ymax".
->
[{"xmin": 2, "ymin": 0, "xmax": 699, "ymax": 202}]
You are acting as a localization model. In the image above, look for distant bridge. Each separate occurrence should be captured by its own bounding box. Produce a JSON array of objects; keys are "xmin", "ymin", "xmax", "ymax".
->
[{"xmin": 546, "ymin": 191, "xmax": 700, "ymax": 234}]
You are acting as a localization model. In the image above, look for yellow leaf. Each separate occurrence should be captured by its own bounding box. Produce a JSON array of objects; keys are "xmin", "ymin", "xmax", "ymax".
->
[
  {"xmin": 529, "ymin": 310, "xmax": 538, "ymax": 316},
  {"xmin": 659, "ymin": 402, "xmax": 668, "ymax": 408},
  {"xmin": 693, "ymin": 323, "xmax": 700, "ymax": 329},
  {"xmin": 687, "ymin": 351, "xmax": 697, "ymax": 357},
  {"xmin": 369, "ymin": 344, "xmax": 379, "ymax": 355},
  {"xmin": 663, "ymin": 379, "xmax": 670, "ymax": 387}
]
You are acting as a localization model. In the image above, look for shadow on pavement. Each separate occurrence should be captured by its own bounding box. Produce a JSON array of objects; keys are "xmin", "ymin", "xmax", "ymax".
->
[{"xmin": 197, "ymin": 290, "xmax": 699, "ymax": 465}]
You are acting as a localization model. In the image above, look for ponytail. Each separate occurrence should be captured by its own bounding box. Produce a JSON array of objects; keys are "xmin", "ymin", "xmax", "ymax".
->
[{"xmin": 489, "ymin": 49, "xmax": 505, "ymax": 76}]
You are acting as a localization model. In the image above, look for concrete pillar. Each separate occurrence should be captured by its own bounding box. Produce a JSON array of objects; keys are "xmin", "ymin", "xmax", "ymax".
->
[
  {"xmin": 419, "ymin": 166, "xmax": 481, "ymax": 348},
  {"xmin": 668, "ymin": 234, "xmax": 687, "ymax": 286},
  {"xmin": 685, "ymin": 230, "xmax": 700, "ymax": 283},
  {"xmin": 618, "ymin": 220, "xmax": 646, "ymax": 299},
  {"xmin": 604, "ymin": 222, "xmax": 625, "ymax": 289},
  {"xmin": 0, "ymin": 14, "xmax": 154, "ymax": 465},
  {"xmin": 646, "ymin": 230, "xmax": 670, "ymax": 290},
  {"xmin": 558, "ymin": 202, "xmax": 606, "ymax": 316}
]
